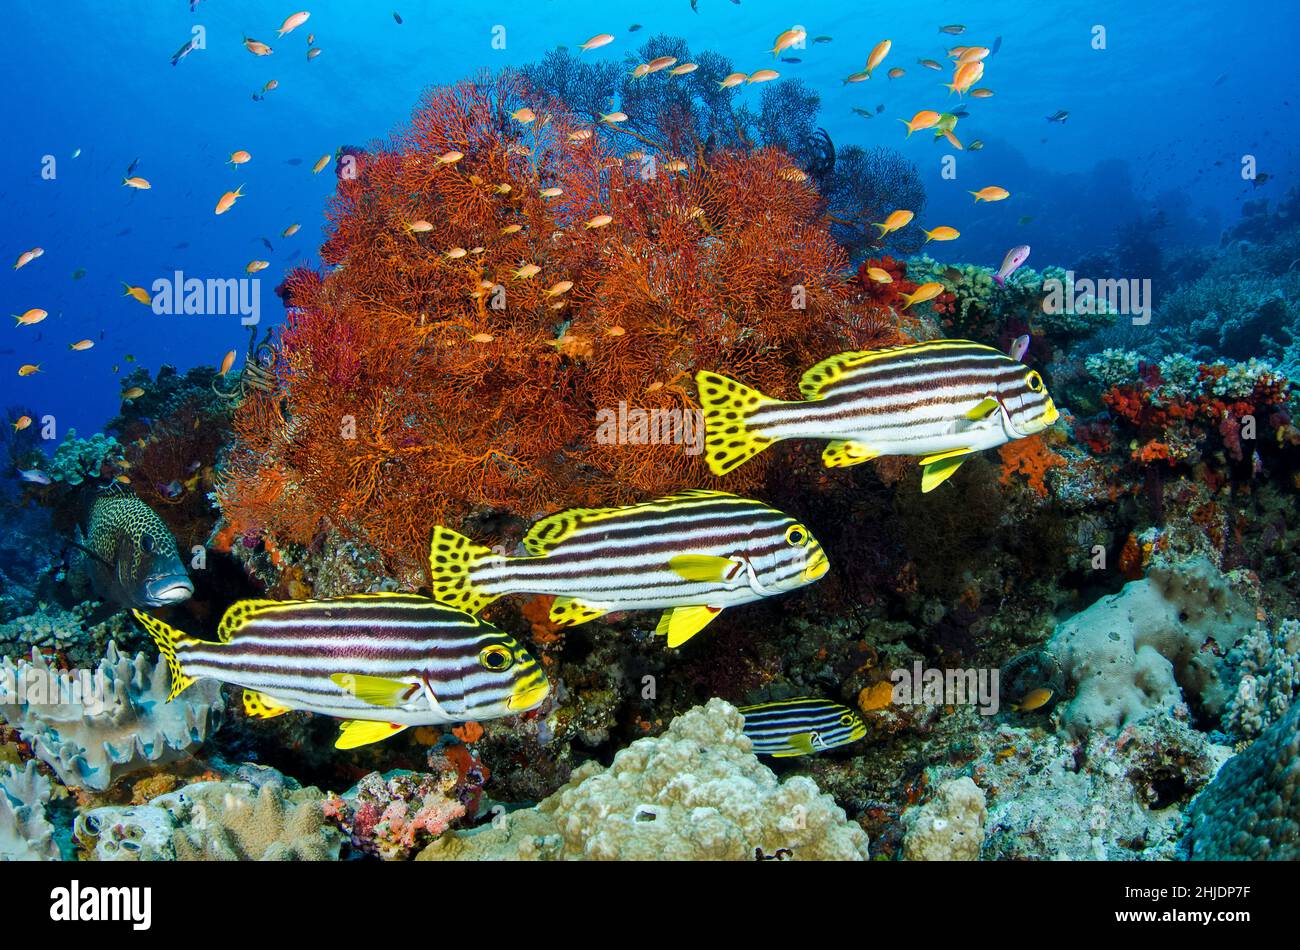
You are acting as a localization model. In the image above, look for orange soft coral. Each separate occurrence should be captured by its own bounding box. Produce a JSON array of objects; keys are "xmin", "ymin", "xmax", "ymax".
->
[
  {"xmin": 218, "ymin": 72, "xmax": 903, "ymax": 575},
  {"xmin": 997, "ymin": 436, "xmax": 1066, "ymax": 497}
]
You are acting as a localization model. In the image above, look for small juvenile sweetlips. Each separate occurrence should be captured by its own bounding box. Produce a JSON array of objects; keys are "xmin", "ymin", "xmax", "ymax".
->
[
  {"xmin": 131, "ymin": 593, "xmax": 549, "ymax": 749},
  {"xmin": 739, "ymin": 698, "xmax": 867, "ymax": 757},
  {"xmin": 697, "ymin": 339, "xmax": 1060, "ymax": 492},
  {"xmin": 426, "ymin": 490, "xmax": 829, "ymax": 647},
  {"xmin": 72, "ymin": 482, "xmax": 193, "ymax": 610}
]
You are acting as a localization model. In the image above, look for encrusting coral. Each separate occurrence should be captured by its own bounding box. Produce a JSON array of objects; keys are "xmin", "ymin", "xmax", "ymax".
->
[
  {"xmin": 76, "ymin": 776, "xmax": 342, "ymax": 861},
  {"xmin": 900, "ymin": 776, "xmax": 986, "ymax": 861},
  {"xmin": 0, "ymin": 643, "xmax": 224, "ymax": 792},
  {"xmin": 418, "ymin": 698, "xmax": 870, "ymax": 860},
  {"xmin": 1047, "ymin": 557, "xmax": 1255, "ymax": 737}
]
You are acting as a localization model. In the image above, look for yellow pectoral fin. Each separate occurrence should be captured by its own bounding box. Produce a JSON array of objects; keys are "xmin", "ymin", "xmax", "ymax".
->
[
  {"xmin": 921, "ymin": 456, "xmax": 968, "ymax": 492},
  {"xmin": 330, "ymin": 673, "xmax": 416, "ymax": 707},
  {"xmin": 549, "ymin": 596, "xmax": 608, "ymax": 626},
  {"xmin": 242, "ymin": 689, "xmax": 293, "ymax": 720},
  {"xmin": 655, "ymin": 605, "xmax": 722, "ymax": 647},
  {"xmin": 919, "ymin": 446, "xmax": 975, "ymax": 465},
  {"xmin": 335, "ymin": 720, "xmax": 410, "ymax": 750},
  {"xmin": 668, "ymin": 554, "xmax": 740, "ymax": 583},
  {"xmin": 822, "ymin": 440, "xmax": 880, "ymax": 468},
  {"xmin": 783, "ymin": 732, "xmax": 818, "ymax": 756},
  {"xmin": 964, "ymin": 397, "xmax": 1000, "ymax": 420}
]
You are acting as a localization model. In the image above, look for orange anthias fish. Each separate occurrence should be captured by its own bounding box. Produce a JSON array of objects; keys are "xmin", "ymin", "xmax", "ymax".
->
[
  {"xmin": 12, "ymin": 415, "xmax": 32, "ymax": 432},
  {"xmin": 946, "ymin": 61, "xmax": 984, "ymax": 95},
  {"xmin": 718, "ymin": 72, "xmax": 748, "ymax": 89},
  {"xmin": 69, "ymin": 339, "xmax": 94, "ymax": 351},
  {"xmin": 647, "ymin": 56, "xmax": 677, "ymax": 73},
  {"xmin": 122, "ymin": 284, "xmax": 152, "ymax": 304},
  {"xmin": 228, "ymin": 150, "xmax": 251, "ymax": 166},
  {"xmin": 579, "ymin": 33, "xmax": 615, "ymax": 51},
  {"xmin": 122, "ymin": 176, "xmax": 151, "ymax": 190},
  {"xmin": 900, "ymin": 110, "xmax": 940, "ymax": 137},
  {"xmin": 865, "ymin": 39, "xmax": 891, "ymax": 77},
  {"xmin": 282, "ymin": 223, "xmax": 300, "ymax": 237},
  {"xmin": 970, "ymin": 185, "xmax": 1011, "ymax": 202},
  {"xmin": 277, "ymin": 11, "xmax": 310, "ymax": 37},
  {"xmin": 18, "ymin": 364, "xmax": 41, "ymax": 377},
  {"xmin": 584, "ymin": 214, "xmax": 613, "ymax": 229},
  {"xmin": 865, "ymin": 267, "xmax": 893, "ymax": 283},
  {"xmin": 899, "ymin": 282, "xmax": 944, "ymax": 310},
  {"xmin": 14, "ymin": 308, "xmax": 47, "ymax": 326},
  {"xmin": 887, "ymin": 67, "xmax": 905, "ymax": 79},
  {"xmin": 215, "ymin": 185, "xmax": 245, "ymax": 214},
  {"xmin": 922, "ymin": 226, "xmax": 960, "ymax": 243},
  {"xmin": 312, "ymin": 154, "xmax": 331, "ymax": 174},
  {"xmin": 219, "ymin": 350, "xmax": 237, "ymax": 376},
  {"xmin": 243, "ymin": 36, "xmax": 273, "ymax": 55},
  {"xmin": 872, "ymin": 210, "xmax": 914, "ymax": 236},
  {"xmin": 769, "ymin": 28, "xmax": 806, "ymax": 57},
  {"xmin": 748, "ymin": 69, "xmax": 780, "ymax": 83},
  {"xmin": 246, "ymin": 260, "xmax": 269, "ymax": 273},
  {"xmin": 13, "ymin": 247, "xmax": 43, "ymax": 270}
]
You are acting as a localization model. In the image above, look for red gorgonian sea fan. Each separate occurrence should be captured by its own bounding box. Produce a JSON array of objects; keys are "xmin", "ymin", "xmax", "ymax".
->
[{"xmin": 218, "ymin": 71, "xmax": 903, "ymax": 577}]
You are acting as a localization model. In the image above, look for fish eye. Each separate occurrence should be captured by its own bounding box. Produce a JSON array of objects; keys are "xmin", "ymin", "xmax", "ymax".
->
[
  {"xmin": 140, "ymin": 533, "xmax": 154, "ymax": 554},
  {"xmin": 1025, "ymin": 371, "xmax": 1045, "ymax": 393},
  {"xmin": 479, "ymin": 645, "xmax": 513, "ymax": 672},
  {"xmin": 839, "ymin": 713, "xmax": 856, "ymax": 727},
  {"xmin": 785, "ymin": 524, "xmax": 809, "ymax": 546}
]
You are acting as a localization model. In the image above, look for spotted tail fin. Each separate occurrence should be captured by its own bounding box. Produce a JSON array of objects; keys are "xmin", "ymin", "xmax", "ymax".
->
[
  {"xmin": 695, "ymin": 371, "xmax": 783, "ymax": 476},
  {"xmin": 428, "ymin": 527, "xmax": 508, "ymax": 615},
  {"xmin": 130, "ymin": 609, "xmax": 198, "ymax": 701}
]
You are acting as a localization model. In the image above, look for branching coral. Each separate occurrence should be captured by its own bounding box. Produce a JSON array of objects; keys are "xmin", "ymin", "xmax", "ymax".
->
[{"xmin": 218, "ymin": 72, "xmax": 900, "ymax": 575}]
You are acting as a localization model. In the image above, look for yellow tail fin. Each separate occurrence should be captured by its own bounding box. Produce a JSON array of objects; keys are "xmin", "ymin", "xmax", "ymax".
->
[
  {"xmin": 427, "ymin": 526, "xmax": 504, "ymax": 615},
  {"xmin": 695, "ymin": 371, "xmax": 782, "ymax": 476},
  {"xmin": 130, "ymin": 609, "xmax": 197, "ymax": 701}
]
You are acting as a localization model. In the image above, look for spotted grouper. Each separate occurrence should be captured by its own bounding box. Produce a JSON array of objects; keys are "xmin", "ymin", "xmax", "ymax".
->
[{"xmin": 73, "ymin": 482, "xmax": 194, "ymax": 610}]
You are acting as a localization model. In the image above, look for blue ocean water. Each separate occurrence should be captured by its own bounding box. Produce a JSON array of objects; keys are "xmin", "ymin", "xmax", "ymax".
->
[{"xmin": 2, "ymin": 0, "xmax": 1296, "ymax": 440}]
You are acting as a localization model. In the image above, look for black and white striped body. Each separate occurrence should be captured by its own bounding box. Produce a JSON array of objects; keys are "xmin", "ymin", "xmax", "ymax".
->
[
  {"xmin": 467, "ymin": 491, "xmax": 826, "ymax": 613},
  {"xmin": 175, "ymin": 594, "xmax": 545, "ymax": 725},
  {"xmin": 753, "ymin": 341, "xmax": 1054, "ymax": 456},
  {"xmin": 739, "ymin": 697, "xmax": 867, "ymax": 757}
]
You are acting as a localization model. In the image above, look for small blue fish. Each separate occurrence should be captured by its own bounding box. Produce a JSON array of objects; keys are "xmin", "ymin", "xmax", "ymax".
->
[{"xmin": 17, "ymin": 469, "xmax": 51, "ymax": 485}]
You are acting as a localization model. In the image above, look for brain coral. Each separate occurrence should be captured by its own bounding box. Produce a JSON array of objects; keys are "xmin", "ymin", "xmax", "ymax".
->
[
  {"xmin": 1047, "ymin": 557, "xmax": 1255, "ymax": 737},
  {"xmin": 0, "ymin": 643, "xmax": 224, "ymax": 791},
  {"xmin": 1185, "ymin": 700, "xmax": 1300, "ymax": 860},
  {"xmin": 419, "ymin": 698, "xmax": 870, "ymax": 860}
]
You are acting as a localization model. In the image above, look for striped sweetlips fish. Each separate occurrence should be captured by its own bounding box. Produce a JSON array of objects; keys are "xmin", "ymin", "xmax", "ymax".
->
[
  {"xmin": 739, "ymin": 697, "xmax": 867, "ymax": 757},
  {"xmin": 696, "ymin": 339, "xmax": 1059, "ymax": 492},
  {"xmin": 131, "ymin": 593, "xmax": 549, "ymax": 750},
  {"xmin": 427, "ymin": 490, "xmax": 829, "ymax": 648}
]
